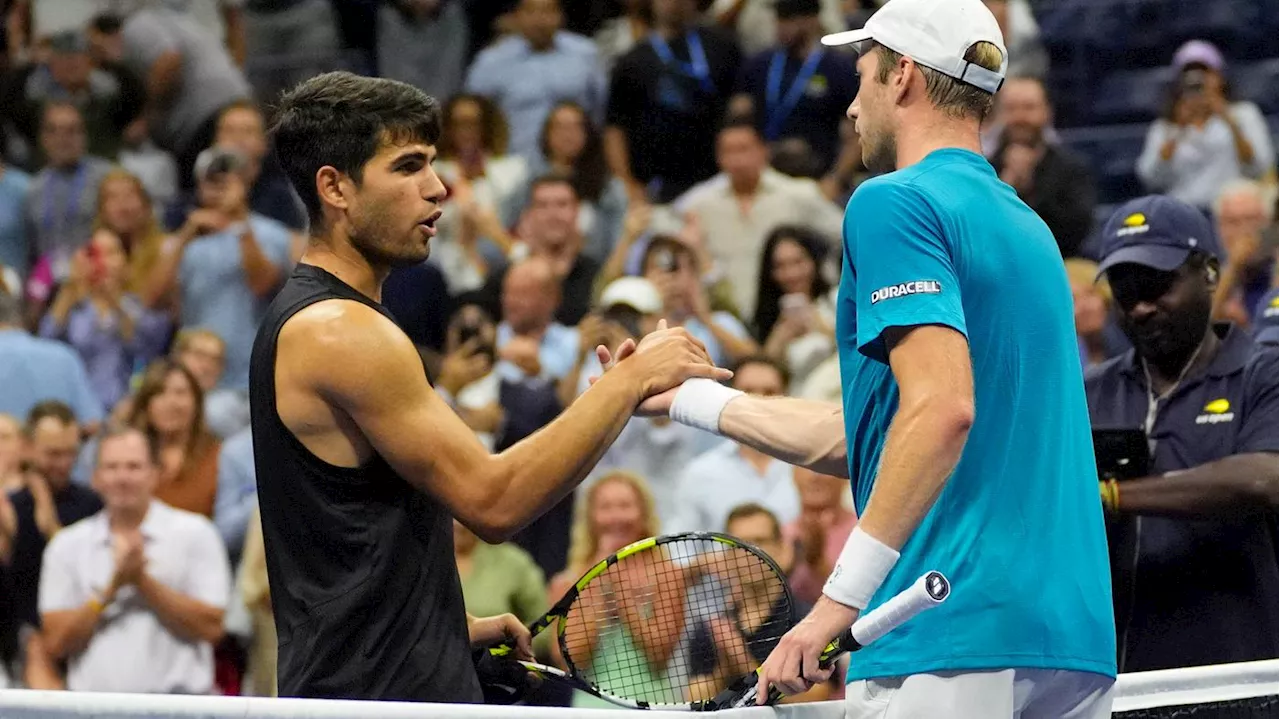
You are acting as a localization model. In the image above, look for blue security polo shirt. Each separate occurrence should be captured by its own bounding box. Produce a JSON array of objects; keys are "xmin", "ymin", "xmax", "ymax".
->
[
  {"xmin": 1084, "ymin": 324, "xmax": 1279, "ymax": 672},
  {"xmin": 837, "ymin": 149, "xmax": 1116, "ymax": 682}
]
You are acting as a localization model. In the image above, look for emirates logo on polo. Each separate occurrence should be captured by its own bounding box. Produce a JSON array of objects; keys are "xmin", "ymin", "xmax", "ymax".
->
[{"xmin": 870, "ymin": 280, "xmax": 942, "ymax": 305}]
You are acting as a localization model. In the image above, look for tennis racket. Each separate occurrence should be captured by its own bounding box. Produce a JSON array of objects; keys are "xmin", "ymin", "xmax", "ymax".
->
[
  {"xmin": 488, "ymin": 531, "xmax": 797, "ymax": 709},
  {"xmin": 699, "ymin": 570, "xmax": 951, "ymax": 710}
]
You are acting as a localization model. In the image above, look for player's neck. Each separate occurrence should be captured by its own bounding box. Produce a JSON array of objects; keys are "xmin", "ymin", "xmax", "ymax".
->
[
  {"xmin": 299, "ymin": 239, "xmax": 390, "ymax": 304},
  {"xmin": 894, "ymin": 117, "xmax": 983, "ymax": 171}
]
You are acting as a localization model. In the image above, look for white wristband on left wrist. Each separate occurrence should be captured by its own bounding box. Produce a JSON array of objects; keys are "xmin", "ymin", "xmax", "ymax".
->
[{"xmin": 823, "ymin": 526, "xmax": 900, "ymax": 610}]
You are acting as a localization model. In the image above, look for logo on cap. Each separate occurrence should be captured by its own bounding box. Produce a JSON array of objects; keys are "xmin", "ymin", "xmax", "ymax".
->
[
  {"xmin": 1196, "ymin": 398, "xmax": 1234, "ymax": 425},
  {"xmin": 1116, "ymin": 213, "xmax": 1151, "ymax": 237}
]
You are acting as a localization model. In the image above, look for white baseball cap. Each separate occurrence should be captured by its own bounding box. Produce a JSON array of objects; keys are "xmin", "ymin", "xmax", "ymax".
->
[
  {"xmin": 599, "ymin": 277, "xmax": 662, "ymax": 314},
  {"xmin": 821, "ymin": 0, "xmax": 1008, "ymax": 94}
]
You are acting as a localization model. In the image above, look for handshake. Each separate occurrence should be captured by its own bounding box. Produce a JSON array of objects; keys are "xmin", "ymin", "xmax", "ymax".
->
[{"xmin": 588, "ymin": 320, "xmax": 733, "ymax": 414}]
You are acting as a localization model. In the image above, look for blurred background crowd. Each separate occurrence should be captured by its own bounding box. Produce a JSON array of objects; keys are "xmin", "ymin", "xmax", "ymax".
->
[{"xmin": 0, "ymin": 0, "xmax": 1275, "ymax": 708}]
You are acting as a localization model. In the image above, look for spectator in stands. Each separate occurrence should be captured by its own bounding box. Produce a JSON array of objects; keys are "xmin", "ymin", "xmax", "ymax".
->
[
  {"xmin": 753, "ymin": 225, "xmax": 835, "ymax": 391},
  {"xmin": 593, "ymin": 0, "xmax": 649, "ymax": 74},
  {"xmin": 93, "ymin": 169, "xmax": 167, "ymax": 305},
  {"xmin": 685, "ymin": 120, "xmax": 843, "ymax": 314},
  {"xmin": 550, "ymin": 470, "xmax": 665, "ymax": 709},
  {"xmin": 0, "ymin": 289, "xmax": 103, "ymax": 426},
  {"xmin": 1211, "ymin": 180, "xmax": 1276, "ymax": 325},
  {"xmin": 0, "ymin": 30, "xmax": 145, "ymax": 164},
  {"xmin": 1065, "ymin": 258, "xmax": 1128, "ymax": 369},
  {"xmin": 0, "ymin": 413, "xmax": 20, "ymax": 493},
  {"xmin": 991, "ymin": 76, "xmax": 1095, "ymax": 257},
  {"xmin": 710, "ymin": 0, "xmax": 844, "ymax": 56},
  {"xmin": 434, "ymin": 94, "xmax": 527, "ymax": 294},
  {"xmin": 376, "ymin": 0, "xmax": 470, "ymax": 104},
  {"xmin": 730, "ymin": 0, "xmax": 857, "ymax": 173},
  {"xmin": 1254, "ymin": 287, "xmax": 1279, "ymax": 348},
  {"xmin": 24, "ymin": 102, "xmax": 112, "ymax": 292},
  {"xmin": 0, "ymin": 156, "xmax": 32, "ymax": 279},
  {"xmin": 482, "ymin": 174, "xmax": 602, "ymax": 326},
  {"xmin": 982, "ymin": 0, "xmax": 1046, "ymax": 79},
  {"xmin": 1136, "ymin": 40, "xmax": 1273, "ymax": 212},
  {"xmin": 172, "ymin": 328, "xmax": 249, "ymax": 440},
  {"xmin": 1085, "ymin": 195, "xmax": 1278, "ymax": 672},
  {"xmin": 108, "ymin": 3, "xmax": 252, "ymax": 189},
  {"xmin": 237, "ymin": 507, "xmax": 274, "ymax": 696},
  {"xmin": 210, "ymin": 101, "xmax": 307, "ymax": 231},
  {"xmin": 434, "ymin": 304, "xmax": 503, "ymax": 450},
  {"xmin": 668, "ymin": 356, "xmax": 800, "ymax": 533},
  {"xmin": 38, "ymin": 229, "xmax": 171, "ymax": 411},
  {"xmin": 127, "ymin": 359, "xmax": 222, "ymax": 519},
  {"xmin": 242, "ymin": 0, "xmax": 341, "ymax": 103},
  {"xmin": 493, "ymin": 257, "xmax": 579, "ymax": 383},
  {"xmin": 605, "ymin": 0, "xmax": 741, "ymax": 204},
  {"xmin": 688, "ymin": 503, "xmax": 834, "ymax": 704},
  {"xmin": 150, "ymin": 147, "xmax": 291, "ymax": 392},
  {"xmin": 212, "ymin": 426, "xmax": 254, "ymax": 563},
  {"xmin": 39, "ymin": 425, "xmax": 230, "ymax": 694},
  {"xmin": 454, "ymin": 518, "xmax": 546, "ymax": 626},
  {"xmin": 642, "ymin": 234, "xmax": 756, "ymax": 366},
  {"xmin": 523, "ymin": 101, "xmax": 628, "ymax": 263},
  {"xmin": 4, "ymin": 401, "xmax": 101, "ymax": 685},
  {"xmin": 465, "ymin": 0, "xmax": 607, "ymax": 161},
  {"xmin": 782, "ymin": 467, "xmax": 855, "ymax": 606}
]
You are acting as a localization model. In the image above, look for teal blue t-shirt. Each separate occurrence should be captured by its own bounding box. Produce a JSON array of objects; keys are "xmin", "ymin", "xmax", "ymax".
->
[{"xmin": 837, "ymin": 149, "xmax": 1115, "ymax": 682}]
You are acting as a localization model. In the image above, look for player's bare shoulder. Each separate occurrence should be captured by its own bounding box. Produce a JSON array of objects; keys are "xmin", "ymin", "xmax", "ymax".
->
[{"xmin": 276, "ymin": 298, "xmax": 420, "ymax": 398}]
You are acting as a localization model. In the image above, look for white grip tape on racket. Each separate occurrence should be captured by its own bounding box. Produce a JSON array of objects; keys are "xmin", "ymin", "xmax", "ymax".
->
[{"xmin": 849, "ymin": 571, "xmax": 950, "ymax": 647}]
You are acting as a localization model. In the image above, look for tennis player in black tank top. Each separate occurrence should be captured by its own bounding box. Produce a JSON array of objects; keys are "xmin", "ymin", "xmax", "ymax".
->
[{"xmin": 251, "ymin": 72, "xmax": 730, "ymax": 702}]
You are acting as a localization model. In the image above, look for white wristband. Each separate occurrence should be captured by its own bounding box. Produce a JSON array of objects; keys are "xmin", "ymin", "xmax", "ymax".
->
[
  {"xmin": 668, "ymin": 379, "xmax": 743, "ymax": 435},
  {"xmin": 822, "ymin": 526, "xmax": 900, "ymax": 610}
]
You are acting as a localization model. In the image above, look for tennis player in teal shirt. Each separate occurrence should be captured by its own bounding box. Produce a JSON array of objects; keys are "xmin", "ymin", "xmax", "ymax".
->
[{"xmin": 595, "ymin": 0, "xmax": 1117, "ymax": 714}]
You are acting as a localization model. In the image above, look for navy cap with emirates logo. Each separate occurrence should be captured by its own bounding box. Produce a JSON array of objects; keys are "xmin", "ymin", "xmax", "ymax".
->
[
  {"xmin": 819, "ymin": 0, "xmax": 1008, "ymax": 93},
  {"xmin": 1096, "ymin": 195, "xmax": 1222, "ymax": 278}
]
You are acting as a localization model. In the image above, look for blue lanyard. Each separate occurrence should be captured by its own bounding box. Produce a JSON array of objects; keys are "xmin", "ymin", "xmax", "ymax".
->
[
  {"xmin": 649, "ymin": 31, "xmax": 715, "ymax": 94},
  {"xmin": 764, "ymin": 49, "xmax": 824, "ymax": 140},
  {"xmin": 41, "ymin": 163, "xmax": 87, "ymax": 248}
]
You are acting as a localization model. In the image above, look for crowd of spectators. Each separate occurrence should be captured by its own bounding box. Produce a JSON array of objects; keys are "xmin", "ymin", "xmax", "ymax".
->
[{"xmin": 0, "ymin": 0, "xmax": 1274, "ymax": 706}]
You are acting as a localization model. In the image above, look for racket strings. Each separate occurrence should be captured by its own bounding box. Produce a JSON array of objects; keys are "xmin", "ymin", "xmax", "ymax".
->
[{"xmin": 560, "ymin": 538, "xmax": 793, "ymax": 707}]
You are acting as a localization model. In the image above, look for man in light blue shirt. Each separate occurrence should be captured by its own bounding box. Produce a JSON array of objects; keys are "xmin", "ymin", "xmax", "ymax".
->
[
  {"xmin": 152, "ymin": 148, "xmax": 292, "ymax": 391},
  {"xmin": 464, "ymin": 0, "xmax": 607, "ymax": 159},
  {"xmin": 600, "ymin": 0, "xmax": 1115, "ymax": 715},
  {"xmin": 0, "ymin": 290, "xmax": 103, "ymax": 425},
  {"xmin": 667, "ymin": 357, "xmax": 799, "ymax": 534},
  {"xmin": 0, "ymin": 162, "xmax": 32, "ymax": 278},
  {"xmin": 495, "ymin": 257, "xmax": 579, "ymax": 383}
]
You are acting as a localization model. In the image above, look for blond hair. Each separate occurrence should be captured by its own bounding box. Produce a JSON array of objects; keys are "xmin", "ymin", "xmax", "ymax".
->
[
  {"xmin": 875, "ymin": 41, "xmax": 1005, "ymax": 121},
  {"xmin": 172, "ymin": 328, "xmax": 227, "ymax": 355},
  {"xmin": 93, "ymin": 168, "xmax": 165, "ymax": 295},
  {"xmin": 565, "ymin": 471, "xmax": 661, "ymax": 576},
  {"xmin": 1064, "ymin": 257, "xmax": 1112, "ymax": 305}
]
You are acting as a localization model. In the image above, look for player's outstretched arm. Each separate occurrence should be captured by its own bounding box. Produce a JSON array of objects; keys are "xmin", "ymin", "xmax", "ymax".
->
[
  {"xmin": 283, "ymin": 301, "xmax": 729, "ymax": 543},
  {"xmin": 595, "ymin": 342, "xmax": 848, "ymax": 477}
]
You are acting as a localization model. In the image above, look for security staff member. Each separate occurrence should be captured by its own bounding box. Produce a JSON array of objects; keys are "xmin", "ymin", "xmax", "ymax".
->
[{"xmin": 1085, "ymin": 195, "xmax": 1279, "ymax": 673}]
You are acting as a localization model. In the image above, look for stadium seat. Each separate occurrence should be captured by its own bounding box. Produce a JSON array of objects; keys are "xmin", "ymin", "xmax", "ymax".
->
[
  {"xmin": 1089, "ymin": 67, "xmax": 1174, "ymax": 125},
  {"xmin": 1232, "ymin": 60, "xmax": 1280, "ymax": 115}
]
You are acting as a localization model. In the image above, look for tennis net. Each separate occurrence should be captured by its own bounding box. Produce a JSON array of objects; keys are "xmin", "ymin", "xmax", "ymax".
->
[{"xmin": 1112, "ymin": 660, "xmax": 1278, "ymax": 718}]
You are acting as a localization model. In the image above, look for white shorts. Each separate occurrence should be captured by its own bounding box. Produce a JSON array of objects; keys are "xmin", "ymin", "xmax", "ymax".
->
[{"xmin": 846, "ymin": 668, "xmax": 1114, "ymax": 719}]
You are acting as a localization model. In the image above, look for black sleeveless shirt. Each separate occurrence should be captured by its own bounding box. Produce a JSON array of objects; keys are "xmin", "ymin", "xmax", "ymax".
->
[{"xmin": 248, "ymin": 263, "xmax": 481, "ymax": 702}]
